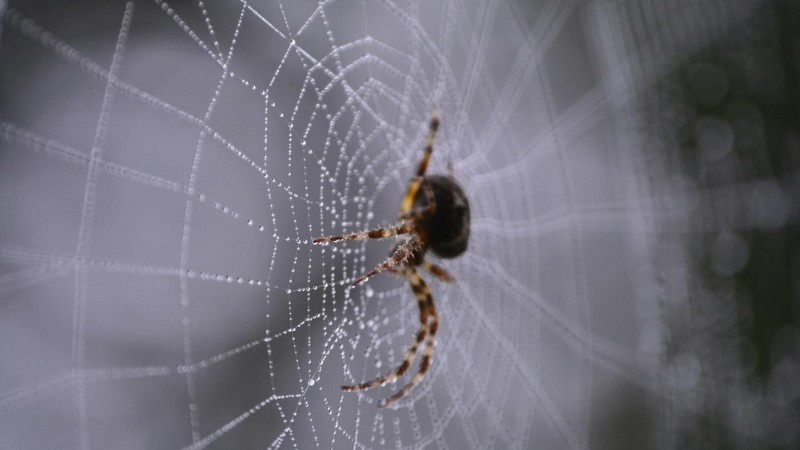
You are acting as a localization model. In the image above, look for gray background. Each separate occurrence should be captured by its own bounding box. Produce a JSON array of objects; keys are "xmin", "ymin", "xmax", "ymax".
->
[{"xmin": 1, "ymin": 0, "xmax": 798, "ymax": 449}]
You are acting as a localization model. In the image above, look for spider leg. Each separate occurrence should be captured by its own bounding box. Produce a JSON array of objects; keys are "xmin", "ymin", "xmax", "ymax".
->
[
  {"xmin": 341, "ymin": 328, "xmax": 427, "ymax": 393},
  {"xmin": 420, "ymin": 260, "xmax": 454, "ymax": 283},
  {"xmin": 386, "ymin": 267, "xmax": 403, "ymax": 277},
  {"xmin": 400, "ymin": 112, "xmax": 440, "ymax": 214},
  {"xmin": 352, "ymin": 237, "xmax": 420, "ymax": 286},
  {"xmin": 416, "ymin": 111, "xmax": 440, "ymax": 178},
  {"xmin": 378, "ymin": 269, "xmax": 439, "ymax": 408},
  {"xmin": 341, "ymin": 267, "xmax": 432, "ymax": 400},
  {"xmin": 399, "ymin": 180, "xmax": 436, "ymax": 221},
  {"xmin": 388, "ymin": 259, "xmax": 453, "ymax": 283},
  {"xmin": 313, "ymin": 222, "xmax": 413, "ymax": 244},
  {"xmin": 399, "ymin": 179, "xmax": 422, "ymax": 216}
]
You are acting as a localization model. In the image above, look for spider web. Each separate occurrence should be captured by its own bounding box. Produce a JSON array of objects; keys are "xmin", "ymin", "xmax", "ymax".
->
[{"xmin": 1, "ymin": 0, "xmax": 796, "ymax": 449}]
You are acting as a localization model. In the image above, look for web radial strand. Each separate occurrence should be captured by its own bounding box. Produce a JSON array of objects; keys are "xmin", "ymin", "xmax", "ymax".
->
[{"xmin": 0, "ymin": 0, "xmax": 794, "ymax": 449}]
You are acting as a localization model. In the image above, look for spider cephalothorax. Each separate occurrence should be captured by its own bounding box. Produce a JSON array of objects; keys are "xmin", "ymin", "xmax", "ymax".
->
[{"xmin": 313, "ymin": 112, "xmax": 470, "ymax": 408}]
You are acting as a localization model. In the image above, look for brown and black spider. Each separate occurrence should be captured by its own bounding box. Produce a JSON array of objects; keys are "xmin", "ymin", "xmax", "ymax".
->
[{"xmin": 313, "ymin": 112, "xmax": 470, "ymax": 408}]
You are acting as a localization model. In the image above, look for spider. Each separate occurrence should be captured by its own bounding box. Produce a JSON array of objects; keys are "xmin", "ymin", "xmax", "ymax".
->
[{"xmin": 313, "ymin": 112, "xmax": 470, "ymax": 408}]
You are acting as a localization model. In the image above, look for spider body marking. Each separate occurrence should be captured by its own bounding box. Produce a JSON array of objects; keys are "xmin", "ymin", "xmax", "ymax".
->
[{"xmin": 313, "ymin": 112, "xmax": 470, "ymax": 408}]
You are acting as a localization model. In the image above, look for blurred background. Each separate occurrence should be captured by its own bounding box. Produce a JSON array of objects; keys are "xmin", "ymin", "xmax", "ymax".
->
[{"xmin": 1, "ymin": 0, "xmax": 798, "ymax": 448}]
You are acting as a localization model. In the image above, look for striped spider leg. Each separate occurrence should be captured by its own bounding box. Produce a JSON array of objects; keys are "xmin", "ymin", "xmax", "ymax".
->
[
  {"xmin": 342, "ymin": 267, "xmax": 439, "ymax": 409},
  {"xmin": 312, "ymin": 221, "xmax": 414, "ymax": 244},
  {"xmin": 312, "ymin": 222, "xmax": 420, "ymax": 286},
  {"xmin": 399, "ymin": 111, "xmax": 439, "ymax": 215}
]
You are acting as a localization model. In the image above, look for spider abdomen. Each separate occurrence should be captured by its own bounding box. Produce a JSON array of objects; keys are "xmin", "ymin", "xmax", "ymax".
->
[{"xmin": 417, "ymin": 175, "xmax": 470, "ymax": 258}]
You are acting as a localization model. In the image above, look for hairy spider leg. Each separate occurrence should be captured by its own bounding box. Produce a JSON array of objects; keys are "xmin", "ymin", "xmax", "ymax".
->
[
  {"xmin": 342, "ymin": 324, "xmax": 427, "ymax": 391},
  {"xmin": 399, "ymin": 180, "xmax": 437, "ymax": 221},
  {"xmin": 420, "ymin": 260, "xmax": 454, "ymax": 283},
  {"xmin": 417, "ymin": 111, "xmax": 440, "ymax": 177},
  {"xmin": 378, "ymin": 268, "xmax": 439, "ymax": 408},
  {"xmin": 313, "ymin": 222, "xmax": 414, "ymax": 244},
  {"xmin": 400, "ymin": 112, "xmax": 440, "ymax": 215},
  {"xmin": 386, "ymin": 259, "xmax": 453, "ymax": 283},
  {"xmin": 352, "ymin": 236, "xmax": 422, "ymax": 286},
  {"xmin": 341, "ymin": 267, "xmax": 436, "ymax": 406}
]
